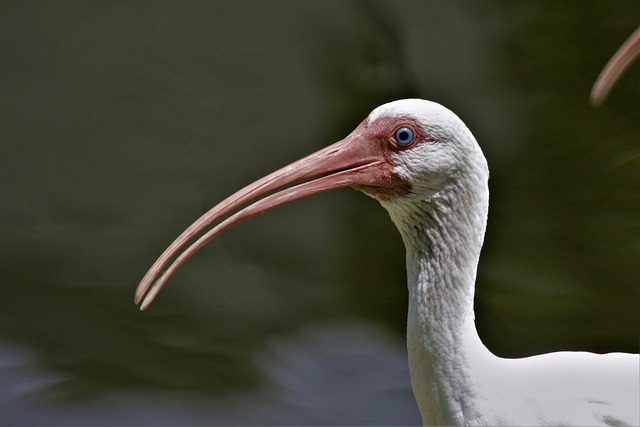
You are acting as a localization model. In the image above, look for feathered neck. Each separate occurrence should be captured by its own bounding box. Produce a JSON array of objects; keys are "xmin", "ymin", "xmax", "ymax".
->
[{"xmin": 381, "ymin": 170, "xmax": 492, "ymax": 425}]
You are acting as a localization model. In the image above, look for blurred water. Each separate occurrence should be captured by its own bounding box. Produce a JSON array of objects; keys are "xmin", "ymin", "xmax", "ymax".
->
[
  {"xmin": 1, "ymin": 1, "xmax": 638, "ymax": 425},
  {"xmin": 1, "ymin": 322, "xmax": 419, "ymax": 425}
]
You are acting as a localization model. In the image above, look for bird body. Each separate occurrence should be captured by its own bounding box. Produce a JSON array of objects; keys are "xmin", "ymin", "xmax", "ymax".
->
[
  {"xmin": 136, "ymin": 99, "xmax": 639, "ymax": 426},
  {"xmin": 373, "ymin": 100, "xmax": 639, "ymax": 426}
]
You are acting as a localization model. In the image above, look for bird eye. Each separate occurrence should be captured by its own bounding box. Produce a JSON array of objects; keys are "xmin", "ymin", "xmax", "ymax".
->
[{"xmin": 393, "ymin": 127, "xmax": 414, "ymax": 146}]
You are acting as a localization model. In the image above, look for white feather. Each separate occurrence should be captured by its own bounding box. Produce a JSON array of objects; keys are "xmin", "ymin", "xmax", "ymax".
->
[{"xmin": 368, "ymin": 99, "xmax": 639, "ymax": 426}]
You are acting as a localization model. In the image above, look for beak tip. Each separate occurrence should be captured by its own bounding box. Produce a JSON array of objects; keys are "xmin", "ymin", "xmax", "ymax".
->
[
  {"xmin": 133, "ymin": 293, "xmax": 143, "ymax": 305},
  {"xmin": 589, "ymin": 94, "xmax": 603, "ymax": 108},
  {"xmin": 139, "ymin": 296, "xmax": 152, "ymax": 311}
]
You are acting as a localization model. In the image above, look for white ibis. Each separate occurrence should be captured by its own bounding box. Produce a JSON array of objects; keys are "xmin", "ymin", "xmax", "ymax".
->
[{"xmin": 135, "ymin": 99, "xmax": 639, "ymax": 426}]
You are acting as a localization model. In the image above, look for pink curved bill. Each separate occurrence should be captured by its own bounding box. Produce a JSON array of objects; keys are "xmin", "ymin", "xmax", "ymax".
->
[
  {"xmin": 134, "ymin": 125, "xmax": 395, "ymax": 310},
  {"xmin": 591, "ymin": 27, "xmax": 640, "ymax": 107}
]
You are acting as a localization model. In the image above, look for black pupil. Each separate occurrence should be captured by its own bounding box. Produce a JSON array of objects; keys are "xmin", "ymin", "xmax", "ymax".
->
[{"xmin": 398, "ymin": 129, "xmax": 410, "ymax": 142}]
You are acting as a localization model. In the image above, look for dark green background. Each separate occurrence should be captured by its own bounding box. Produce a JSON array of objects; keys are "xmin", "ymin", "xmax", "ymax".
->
[{"xmin": 1, "ymin": 1, "xmax": 638, "ymax": 425}]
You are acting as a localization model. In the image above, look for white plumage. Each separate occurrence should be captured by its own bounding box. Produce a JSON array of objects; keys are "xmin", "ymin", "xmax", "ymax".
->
[
  {"xmin": 374, "ymin": 100, "xmax": 638, "ymax": 426},
  {"xmin": 136, "ymin": 99, "xmax": 639, "ymax": 426}
]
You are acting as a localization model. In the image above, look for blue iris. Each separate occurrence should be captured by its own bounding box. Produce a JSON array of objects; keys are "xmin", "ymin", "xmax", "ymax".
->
[{"xmin": 394, "ymin": 127, "xmax": 414, "ymax": 146}]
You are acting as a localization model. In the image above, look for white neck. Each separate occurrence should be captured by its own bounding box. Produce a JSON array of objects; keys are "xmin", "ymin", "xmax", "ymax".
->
[{"xmin": 382, "ymin": 173, "xmax": 494, "ymax": 425}]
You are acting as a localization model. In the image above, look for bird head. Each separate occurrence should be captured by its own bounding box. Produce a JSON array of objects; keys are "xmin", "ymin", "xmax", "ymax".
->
[
  {"xmin": 362, "ymin": 99, "xmax": 488, "ymax": 204},
  {"xmin": 135, "ymin": 99, "xmax": 488, "ymax": 309}
]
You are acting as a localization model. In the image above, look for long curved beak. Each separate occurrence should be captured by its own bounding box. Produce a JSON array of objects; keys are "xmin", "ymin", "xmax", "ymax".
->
[
  {"xmin": 591, "ymin": 26, "xmax": 640, "ymax": 107},
  {"xmin": 135, "ymin": 125, "xmax": 390, "ymax": 310}
]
